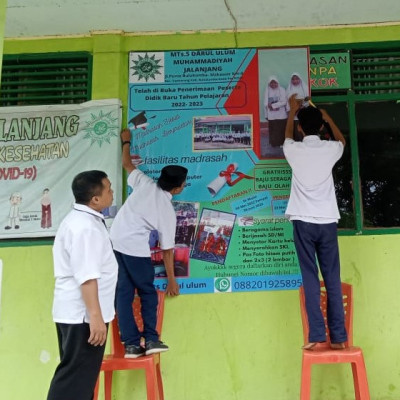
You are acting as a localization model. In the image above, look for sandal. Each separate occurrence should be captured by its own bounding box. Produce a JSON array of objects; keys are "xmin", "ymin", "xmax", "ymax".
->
[{"xmin": 302, "ymin": 342, "xmax": 318, "ymax": 350}]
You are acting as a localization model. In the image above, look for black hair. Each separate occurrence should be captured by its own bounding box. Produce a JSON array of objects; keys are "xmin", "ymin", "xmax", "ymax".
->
[
  {"xmin": 297, "ymin": 106, "xmax": 324, "ymax": 136},
  {"xmin": 72, "ymin": 170, "xmax": 108, "ymax": 205},
  {"xmin": 157, "ymin": 165, "xmax": 188, "ymax": 192}
]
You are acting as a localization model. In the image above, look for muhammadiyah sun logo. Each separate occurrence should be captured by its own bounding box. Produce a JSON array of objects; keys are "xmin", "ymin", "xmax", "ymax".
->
[
  {"xmin": 131, "ymin": 53, "xmax": 163, "ymax": 82},
  {"xmin": 83, "ymin": 110, "xmax": 119, "ymax": 147}
]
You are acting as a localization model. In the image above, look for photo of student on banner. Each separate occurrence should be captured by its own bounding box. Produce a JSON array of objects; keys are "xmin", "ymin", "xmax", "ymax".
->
[
  {"xmin": 150, "ymin": 230, "xmax": 190, "ymax": 279},
  {"xmin": 263, "ymin": 76, "xmax": 288, "ymax": 148},
  {"xmin": 258, "ymin": 48, "xmax": 310, "ymax": 159},
  {"xmin": 150, "ymin": 201, "xmax": 199, "ymax": 279},
  {"xmin": 191, "ymin": 208, "xmax": 236, "ymax": 265},
  {"xmin": 286, "ymin": 72, "xmax": 310, "ymax": 142},
  {"xmin": 174, "ymin": 201, "xmax": 199, "ymax": 248},
  {"xmin": 193, "ymin": 115, "xmax": 252, "ymax": 151}
]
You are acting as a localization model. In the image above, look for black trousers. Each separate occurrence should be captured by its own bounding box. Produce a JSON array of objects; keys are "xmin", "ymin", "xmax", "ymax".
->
[{"xmin": 47, "ymin": 322, "xmax": 107, "ymax": 400}]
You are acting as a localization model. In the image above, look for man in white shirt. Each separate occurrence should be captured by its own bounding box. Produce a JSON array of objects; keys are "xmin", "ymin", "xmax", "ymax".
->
[
  {"xmin": 47, "ymin": 170, "xmax": 118, "ymax": 400},
  {"xmin": 283, "ymin": 94, "xmax": 348, "ymax": 351},
  {"xmin": 110, "ymin": 129, "xmax": 188, "ymax": 358}
]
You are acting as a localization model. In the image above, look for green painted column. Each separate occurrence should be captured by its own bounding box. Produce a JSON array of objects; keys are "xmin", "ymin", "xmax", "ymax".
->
[{"xmin": 91, "ymin": 31, "xmax": 127, "ymax": 112}]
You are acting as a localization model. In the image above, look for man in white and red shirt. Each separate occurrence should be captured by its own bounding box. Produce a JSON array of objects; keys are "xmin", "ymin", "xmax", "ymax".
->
[
  {"xmin": 110, "ymin": 129, "xmax": 187, "ymax": 359},
  {"xmin": 283, "ymin": 94, "xmax": 348, "ymax": 351}
]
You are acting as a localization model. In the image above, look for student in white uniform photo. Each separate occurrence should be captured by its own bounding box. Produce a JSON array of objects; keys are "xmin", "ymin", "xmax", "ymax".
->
[
  {"xmin": 264, "ymin": 75, "xmax": 288, "ymax": 147},
  {"xmin": 286, "ymin": 73, "xmax": 309, "ymax": 141}
]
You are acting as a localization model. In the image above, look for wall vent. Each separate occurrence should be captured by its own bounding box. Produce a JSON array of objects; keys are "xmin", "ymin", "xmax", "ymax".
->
[
  {"xmin": 0, "ymin": 53, "xmax": 92, "ymax": 106},
  {"xmin": 352, "ymin": 48, "xmax": 400, "ymax": 94}
]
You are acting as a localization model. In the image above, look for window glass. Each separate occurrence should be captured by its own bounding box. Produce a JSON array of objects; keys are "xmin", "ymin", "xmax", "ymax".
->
[
  {"xmin": 356, "ymin": 101, "xmax": 400, "ymax": 228},
  {"xmin": 317, "ymin": 102, "xmax": 354, "ymax": 229}
]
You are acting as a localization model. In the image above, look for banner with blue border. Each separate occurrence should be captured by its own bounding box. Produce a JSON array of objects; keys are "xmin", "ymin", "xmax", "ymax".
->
[{"xmin": 128, "ymin": 48, "xmax": 310, "ymax": 294}]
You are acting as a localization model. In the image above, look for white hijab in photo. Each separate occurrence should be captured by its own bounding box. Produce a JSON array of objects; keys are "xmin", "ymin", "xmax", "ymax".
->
[
  {"xmin": 286, "ymin": 72, "xmax": 310, "ymax": 117},
  {"xmin": 263, "ymin": 75, "xmax": 287, "ymax": 120},
  {"xmin": 286, "ymin": 72, "xmax": 308, "ymax": 99}
]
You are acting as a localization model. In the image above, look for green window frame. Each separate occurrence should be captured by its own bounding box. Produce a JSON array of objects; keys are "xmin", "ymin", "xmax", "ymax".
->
[{"xmin": 310, "ymin": 41, "xmax": 400, "ymax": 235}]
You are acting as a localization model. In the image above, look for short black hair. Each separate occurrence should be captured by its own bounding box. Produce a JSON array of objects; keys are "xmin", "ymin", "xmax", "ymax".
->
[
  {"xmin": 297, "ymin": 106, "xmax": 324, "ymax": 135},
  {"xmin": 157, "ymin": 165, "xmax": 188, "ymax": 192},
  {"xmin": 72, "ymin": 170, "xmax": 108, "ymax": 205}
]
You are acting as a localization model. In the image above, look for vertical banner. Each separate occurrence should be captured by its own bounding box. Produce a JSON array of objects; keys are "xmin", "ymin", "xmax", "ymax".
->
[
  {"xmin": 128, "ymin": 48, "xmax": 309, "ymax": 294},
  {"xmin": 0, "ymin": 99, "xmax": 122, "ymax": 239}
]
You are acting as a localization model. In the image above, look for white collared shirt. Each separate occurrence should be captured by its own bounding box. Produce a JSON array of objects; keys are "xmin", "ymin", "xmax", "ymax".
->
[
  {"xmin": 52, "ymin": 203, "xmax": 118, "ymax": 324},
  {"xmin": 283, "ymin": 136, "xmax": 344, "ymax": 222},
  {"xmin": 110, "ymin": 169, "xmax": 177, "ymax": 257}
]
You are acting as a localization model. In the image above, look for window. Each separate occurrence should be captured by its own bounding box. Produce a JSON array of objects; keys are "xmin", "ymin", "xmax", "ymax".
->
[
  {"xmin": 317, "ymin": 102, "xmax": 354, "ymax": 230},
  {"xmin": 352, "ymin": 49, "xmax": 400, "ymax": 95},
  {"xmin": 311, "ymin": 42, "xmax": 400, "ymax": 234},
  {"xmin": 356, "ymin": 100, "xmax": 400, "ymax": 228},
  {"xmin": 0, "ymin": 52, "xmax": 92, "ymax": 106}
]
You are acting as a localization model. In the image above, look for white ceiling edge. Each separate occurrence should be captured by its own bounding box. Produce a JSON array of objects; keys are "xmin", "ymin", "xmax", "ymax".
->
[
  {"xmin": 4, "ymin": 0, "xmax": 400, "ymax": 39},
  {"xmin": 4, "ymin": 21, "xmax": 400, "ymax": 42}
]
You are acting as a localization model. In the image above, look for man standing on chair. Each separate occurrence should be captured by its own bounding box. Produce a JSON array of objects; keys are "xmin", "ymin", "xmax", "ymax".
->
[
  {"xmin": 47, "ymin": 170, "xmax": 118, "ymax": 400},
  {"xmin": 110, "ymin": 128, "xmax": 188, "ymax": 358},
  {"xmin": 283, "ymin": 94, "xmax": 348, "ymax": 350}
]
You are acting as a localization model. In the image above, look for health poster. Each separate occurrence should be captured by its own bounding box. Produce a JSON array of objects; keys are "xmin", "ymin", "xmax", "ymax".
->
[
  {"xmin": 128, "ymin": 48, "xmax": 310, "ymax": 294},
  {"xmin": 0, "ymin": 99, "xmax": 122, "ymax": 239}
]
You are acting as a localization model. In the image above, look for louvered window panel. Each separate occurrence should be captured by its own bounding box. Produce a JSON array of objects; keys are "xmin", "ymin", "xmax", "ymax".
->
[
  {"xmin": 0, "ymin": 53, "xmax": 92, "ymax": 106},
  {"xmin": 352, "ymin": 49, "xmax": 400, "ymax": 94}
]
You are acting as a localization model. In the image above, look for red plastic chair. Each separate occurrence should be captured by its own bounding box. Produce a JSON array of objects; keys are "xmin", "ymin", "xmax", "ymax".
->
[
  {"xmin": 94, "ymin": 290, "xmax": 166, "ymax": 400},
  {"xmin": 299, "ymin": 282, "xmax": 370, "ymax": 400}
]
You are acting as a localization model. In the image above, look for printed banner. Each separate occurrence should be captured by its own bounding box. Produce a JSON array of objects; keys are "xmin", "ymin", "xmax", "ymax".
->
[
  {"xmin": 128, "ymin": 48, "xmax": 310, "ymax": 293},
  {"xmin": 310, "ymin": 52, "xmax": 351, "ymax": 90},
  {"xmin": 0, "ymin": 99, "xmax": 122, "ymax": 239}
]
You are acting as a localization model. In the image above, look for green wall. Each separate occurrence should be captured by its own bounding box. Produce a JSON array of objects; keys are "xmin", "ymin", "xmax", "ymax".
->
[
  {"xmin": 0, "ymin": 0, "xmax": 5, "ymax": 80},
  {"xmin": 1, "ymin": 25, "xmax": 400, "ymax": 400}
]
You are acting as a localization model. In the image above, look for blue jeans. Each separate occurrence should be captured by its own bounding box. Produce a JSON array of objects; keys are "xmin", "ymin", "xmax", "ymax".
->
[
  {"xmin": 293, "ymin": 220, "xmax": 348, "ymax": 343},
  {"xmin": 114, "ymin": 251, "xmax": 159, "ymax": 346}
]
